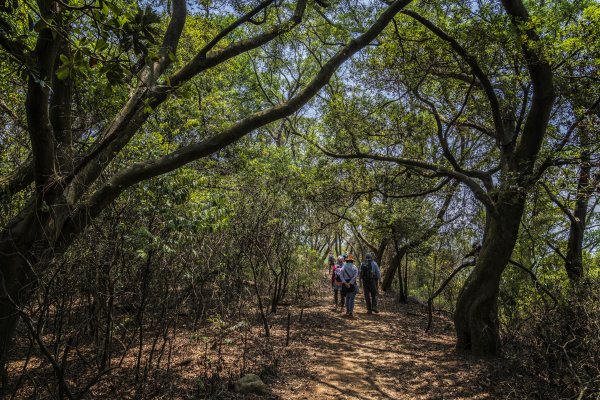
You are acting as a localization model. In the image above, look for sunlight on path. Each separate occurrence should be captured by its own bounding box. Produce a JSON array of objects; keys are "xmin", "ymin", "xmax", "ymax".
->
[
  {"xmin": 276, "ymin": 293, "xmax": 494, "ymax": 400},
  {"xmin": 310, "ymin": 303, "xmax": 411, "ymax": 400}
]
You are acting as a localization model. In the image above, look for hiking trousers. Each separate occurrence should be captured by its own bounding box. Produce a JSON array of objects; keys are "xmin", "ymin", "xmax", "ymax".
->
[
  {"xmin": 346, "ymin": 291, "xmax": 356, "ymax": 314},
  {"xmin": 333, "ymin": 286, "xmax": 342, "ymax": 306},
  {"xmin": 362, "ymin": 279, "xmax": 378, "ymax": 311}
]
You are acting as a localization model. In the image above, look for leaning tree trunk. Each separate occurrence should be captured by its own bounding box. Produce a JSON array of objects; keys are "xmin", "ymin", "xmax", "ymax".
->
[
  {"xmin": 565, "ymin": 191, "xmax": 588, "ymax": 283},
  {"xmin": 454, "ymin": 197, "xmax": 525, "ymax": 356},
  {"xmin": 382, "ymin": 246, "xmax": 406, "ymax": 291},
  {"xmin": 374, "ymin": 238, "xmax": 388, "ymax": 266}
]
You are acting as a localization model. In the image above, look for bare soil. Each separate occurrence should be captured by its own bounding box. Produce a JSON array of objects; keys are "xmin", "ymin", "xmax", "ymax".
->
[
  {"xmin": 272, "ymin": 292, "xmax": 503, "ymax": 400},
  {"xmin": 7, "ymin": 290, "xmax": 542, "ymax": 399}
]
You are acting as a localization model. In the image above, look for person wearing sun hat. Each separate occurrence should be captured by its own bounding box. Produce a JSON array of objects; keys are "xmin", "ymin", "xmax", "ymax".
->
[{"xmin": 340, "ymin": 254, "xmax": 359, "ymax": 317}]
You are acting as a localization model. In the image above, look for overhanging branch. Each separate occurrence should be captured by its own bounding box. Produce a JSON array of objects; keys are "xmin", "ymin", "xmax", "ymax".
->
[
  {"xmin": 58, "ymin": 0, "xmax": 415, "ymax": 245},
  {"xmin": 302, "ymin": 137, "xmax": 498, "ymax": 215}
]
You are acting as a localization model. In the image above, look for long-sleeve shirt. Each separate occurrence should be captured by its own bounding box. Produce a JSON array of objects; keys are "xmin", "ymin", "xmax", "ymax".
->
[
  {"xmin": 369, "ymin": 260, "xmax": 381, "ymax": 281},
  {"xmin": 340, "ymin": 262, "xmax": 358, "ymax": 284},
  {"xmin": 359, "ymin": 260, "xmax": 381, "ymax": 282}
]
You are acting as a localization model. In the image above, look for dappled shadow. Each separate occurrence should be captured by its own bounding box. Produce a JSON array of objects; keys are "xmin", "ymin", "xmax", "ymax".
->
[{"xmin": 275, "ymin": 292, "xmax": 500, "ymax": 400}]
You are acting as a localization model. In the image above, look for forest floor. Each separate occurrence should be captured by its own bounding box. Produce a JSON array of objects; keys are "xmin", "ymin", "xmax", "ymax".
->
[
  {"xmin": 268, "ymin": 290, "xmax": 526, "ymax": 400},
  {"xmin": 6, "ymin": 284, "xmax": 547, "ymax": 399}
]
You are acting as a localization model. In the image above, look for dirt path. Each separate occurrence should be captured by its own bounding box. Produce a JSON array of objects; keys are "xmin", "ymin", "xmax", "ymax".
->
[{"xmin": 273, "ymin": 292, "xmax": 503, "ymax": 400}]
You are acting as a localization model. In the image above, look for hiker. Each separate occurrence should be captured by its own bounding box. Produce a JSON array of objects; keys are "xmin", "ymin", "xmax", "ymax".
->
[
  {"xmin": 340, "ymin": 254, "xmax": 359, "ymax": 317},
  {"xmin": 336, "ymin": 256, "xmax": 346, "ymax": 310},
  {"xmin": 327, "ymin": 254, "xmax": 335, "ymax": 271},
  {"xmin": 331, "ymin": 256, "xmax": 344, "ymax": 310},
  {"xmin": 360, "ymin": 253, "xmax": 381, "ymax": 314}
]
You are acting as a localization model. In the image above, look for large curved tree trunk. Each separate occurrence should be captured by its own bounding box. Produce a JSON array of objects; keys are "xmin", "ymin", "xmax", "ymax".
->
[{"xmin": 454, "ymin": 199, "xmax": 524, "ymax": 356}]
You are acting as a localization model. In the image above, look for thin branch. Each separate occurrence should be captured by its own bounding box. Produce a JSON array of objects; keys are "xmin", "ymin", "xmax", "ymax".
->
[
  {"xmin": 426, "ymin": 258, "xmax": 476, "ymax": 332},
  {"xmin": 402, "ymin": 10, "xmax": 509, "ymax": 147},
  {"xmin": 300, "ymin": 136, "xmax": 498, "ymax": 215},
  {"xmin": 541, "ymin": 181, "xmax": 576, "ymax": 224},
  {"xmin": 547, "ymin": 241, "xmax": 568, "ymax": 262},
  {"xmin": 58, "ymin": 0, "xmax": 416, "ymax": 245},
  {"xmin": 508, "ymin": 258, "xmax": 558, "ymax": 307}
]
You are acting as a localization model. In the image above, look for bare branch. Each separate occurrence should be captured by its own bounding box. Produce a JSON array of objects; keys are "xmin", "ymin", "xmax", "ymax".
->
[
  {"xmin": 508, "ymin": 258, "xmax": 558, "ymax": 307},
  {"xmin": 426, "ymin": 257, "xmax": 476, "ymax": 332},
  {"xmin": 541, "ymin": 182, "xmax": 576, "ymax": 225}
]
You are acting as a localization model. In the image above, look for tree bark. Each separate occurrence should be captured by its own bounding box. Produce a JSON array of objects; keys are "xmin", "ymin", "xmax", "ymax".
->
[
  {"xmin": 0, "ymin": 249, "xmax": 38, "ymax": 375},
  {"xmin": 375, "ymin": 238, "xmax": 388, "ymax": 266},
  {"xmin": 454, "ymin": 197, "xmax": 524, "ymax": 356},
  {"xmin": 382, "ymin": 242, "xmax": 406, "ymax": 291},
  {"xmin": 564, "ymin": 130, "xmax": 593, "ymax": 283}
]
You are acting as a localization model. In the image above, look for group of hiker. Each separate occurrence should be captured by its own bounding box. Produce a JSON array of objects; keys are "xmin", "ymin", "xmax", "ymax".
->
[{"xmin": 328, "ymin": 253, "xmax": 381, "ymax": 317}]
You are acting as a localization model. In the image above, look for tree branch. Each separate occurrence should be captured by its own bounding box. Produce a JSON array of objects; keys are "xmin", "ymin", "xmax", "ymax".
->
[
  {"xmin": 402, "ymin": 10, "xmax": 509, "ymax": 148},
  {"xmin": 26, "ymin": 11, "xmax": 61, "ymax": 192},
  {"xmin": 0, "ymin": 157, "xmax": 34, "ymax": 199},
  {"xmin": 65, "ymin": 0, "xmax": 298, "ymax": 204},
  {"xmin": 58, "ymin": 0, "xmax": 415, "ymax": 245},
  {"xmin": 541, "ymin": 182, "xmax": 576, "ymax": 225},
  {"xmin": 304, "ymin": 138, "xmax": 498, "ymax": 215},
  {"xmin": 426, "ymin": 258, "xmax": 476, "ymax": 332},
  {"xmin": 501, "ymin": 0, "xmax": 555, "ymax": 174},
  {"xmin": 508, "ymin": 258, "xmax": 558, "ymax": 307}
]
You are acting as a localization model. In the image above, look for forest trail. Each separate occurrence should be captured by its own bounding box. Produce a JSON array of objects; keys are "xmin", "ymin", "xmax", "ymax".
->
[{"xmin": 273, "ymin": 291, "xmax": 503, "ymax": 400}]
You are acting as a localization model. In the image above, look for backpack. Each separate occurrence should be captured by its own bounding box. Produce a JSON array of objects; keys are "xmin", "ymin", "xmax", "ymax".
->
[
  {"xmin": 361, "ymin": 261, "xmax": 376, "ymax": 281},
  {"xmin": 334, "ymin": 267, "xmax": 343, "ymax": 285}
]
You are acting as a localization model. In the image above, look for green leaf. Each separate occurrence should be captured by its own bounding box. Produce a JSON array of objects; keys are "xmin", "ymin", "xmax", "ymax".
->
[
  {"xmin": 96, "ymin": 38, "xmax": 108, "ymax": 52},
  {"xmin": 56, "ymin": 66, "xmax": 70, "ymax": 80}
]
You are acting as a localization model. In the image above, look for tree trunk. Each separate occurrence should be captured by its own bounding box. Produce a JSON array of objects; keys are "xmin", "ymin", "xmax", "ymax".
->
[
  {"xmin": 565, "ymin": 195, "xmax": 587, "ymax": 283},
  {"xmin": 403, "ymin": 252, "xmax": 409, "ymax": 301},
  {"xmin": 382, "ymin": 238, "xmax": 406, "ymax": 291},
  {"xmin": 397, "ymin": 254, "xmax": 406, "ymax": 303},
  {"xmin": 375, "ymin": 238, "xmax": 388, "ymax": 266},
  {"xmin": 0, "ymin": 251, "xmax": 38, "ymax": 375},
  {"xmin": 454, "ymin": 199, "xmax": 524, "ymax": 356},
  {"xmin": 564, "ymin": 131, "xmax": 592, "ymax": 283}
]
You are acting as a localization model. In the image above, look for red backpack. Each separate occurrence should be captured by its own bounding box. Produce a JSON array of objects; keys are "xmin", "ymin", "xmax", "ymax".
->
[{"xmin": 332, "ymin": 265, "xmax": 343, "ymax": 286}]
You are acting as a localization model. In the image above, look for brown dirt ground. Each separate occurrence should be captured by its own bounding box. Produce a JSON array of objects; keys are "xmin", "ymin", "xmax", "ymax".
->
[
  {"xmin": 270, "ymin": 291, "xmax": 510, "ymax": 400},
  {"xmin": 6, "ymin": 289, "xmax": 534, "ymax": 399}
]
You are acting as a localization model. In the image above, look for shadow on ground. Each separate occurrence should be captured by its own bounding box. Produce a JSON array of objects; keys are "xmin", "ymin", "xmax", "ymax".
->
[{"xmin": 273, "ymin": 293, "xmax": 502, "ymax": 400}]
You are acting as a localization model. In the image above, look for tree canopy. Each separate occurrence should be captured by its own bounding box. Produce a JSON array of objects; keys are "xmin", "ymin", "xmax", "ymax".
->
[{"xmin": 0, "ymin": 0, "xmax": 599, "ymax": 398}]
